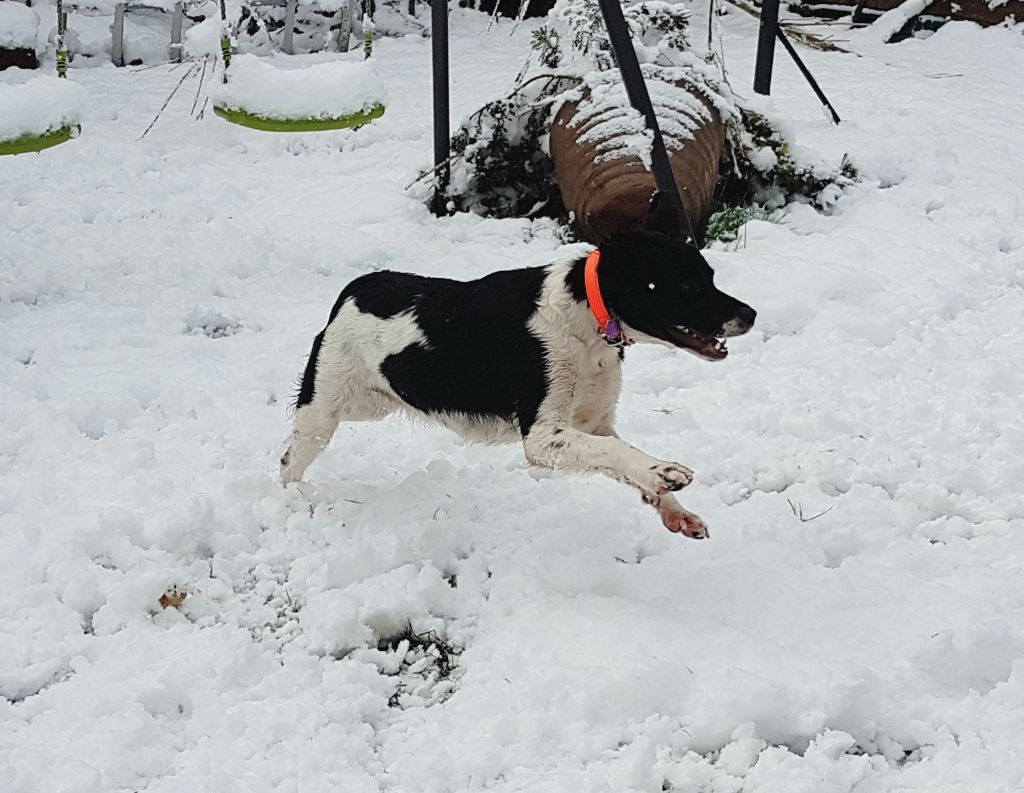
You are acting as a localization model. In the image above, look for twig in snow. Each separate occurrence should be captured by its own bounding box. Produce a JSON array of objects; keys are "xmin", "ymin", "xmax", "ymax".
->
[
  {"xmin": 486, "ymin": 0, "xmax": 502, "ymax": 32},
  {"xmin": 510, "ymin": 0, "xmax": 532, "ymax": 35},
  {"xmin": 140, "ymin": 62, "xmax": 198, "ymax": 139},
  {"xmin": 131, "ymin": 61, "xmax": 178, "ymax": 73},
  {"xmin": 191, "ymin": 56, "xmax": 210, "ymax": 116},
  {"xmin": 787, "ymin": 498, "xmax": 834, "ymax": 523}
]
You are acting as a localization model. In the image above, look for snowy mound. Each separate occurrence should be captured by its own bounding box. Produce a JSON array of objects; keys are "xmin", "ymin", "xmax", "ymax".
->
[
  {"xmin": 0, "ymin": 1, "xmax": 40, "ymax": 50},
  {"xmin": 212, "ymin": 54, "xmax": 386, "ymax": 120},
  {"xmin": 0, "ymin": 76, "xmax": 86, "ymax": 142}
]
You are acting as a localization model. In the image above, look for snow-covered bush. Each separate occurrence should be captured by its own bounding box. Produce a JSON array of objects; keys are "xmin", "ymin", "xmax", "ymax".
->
[
  {"xmin": 720, "ymin": 108, "xmax": 857, "ymax": 210},
  {"xmin": 444, "ymin": 74, "xmax": 579, "ymax": 217}
]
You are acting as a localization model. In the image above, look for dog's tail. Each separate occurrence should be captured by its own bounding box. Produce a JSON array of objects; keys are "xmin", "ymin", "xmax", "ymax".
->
[{"xmin": 291, "ymin": 330, "xmax": 326, "ymax": 414}]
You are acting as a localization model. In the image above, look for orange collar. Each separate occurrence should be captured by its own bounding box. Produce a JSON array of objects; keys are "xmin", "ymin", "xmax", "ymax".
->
[{"xmin": 585, "ymin": 249, "xmax": 631, "ymax": 346}]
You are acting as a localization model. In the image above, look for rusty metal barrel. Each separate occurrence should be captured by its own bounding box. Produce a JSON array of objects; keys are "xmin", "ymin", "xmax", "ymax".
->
[{"xmin": 549, "ymin": 70, "xmax": 726, "ymax": 244}]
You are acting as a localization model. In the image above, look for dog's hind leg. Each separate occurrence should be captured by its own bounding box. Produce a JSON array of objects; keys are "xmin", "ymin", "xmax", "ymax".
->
[
  {"xmin": 280, "ymin": 324, "xmax": 396, "ymax": 485},
  {"xmin": 280, "ymin": 401, "xmax": 342, "ymax": 485},
  {"xmin": 281, "ymin": 326, "xmax": 344, "ymax": 484}
]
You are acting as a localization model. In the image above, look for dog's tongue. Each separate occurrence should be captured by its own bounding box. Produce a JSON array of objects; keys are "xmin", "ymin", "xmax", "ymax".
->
[
  {"xmin": 671, "ymin": 327, "xmax": 728, "ymax": 360},
  {"xmin": 699, "ymin": 338, "xmax": 728, "ymax": 360}
]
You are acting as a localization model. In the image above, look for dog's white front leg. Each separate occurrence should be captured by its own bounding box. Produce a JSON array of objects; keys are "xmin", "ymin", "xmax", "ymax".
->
[
  {"xmin": 586, "ymin": 429, "xmax": 707, "ymax": 538},
  {"xmin": 524, "ymin": 419, "xmax": 696, "ymax": 495},
  {"xmin": 524, "ymin": 422, "xmax": 678, "ymax": 485}
]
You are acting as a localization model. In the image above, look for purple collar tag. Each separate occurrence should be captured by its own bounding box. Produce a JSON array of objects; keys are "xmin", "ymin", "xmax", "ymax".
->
[{"xmin": 602, "ymin": 318, "xmax": 631, "ymax": 347}]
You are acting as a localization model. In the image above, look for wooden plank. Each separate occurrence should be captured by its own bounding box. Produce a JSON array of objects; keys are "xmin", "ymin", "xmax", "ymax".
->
[
  {"xmin": 111, "ymin": 2, "xmax": 126, "ymax": 66},
  {"xmin": 338, "ymin": 0, "xmax": 353, "ymax": 51},
  {"xmin": 169, "ymin": 1, "xmax": 183, "ymax": 62},
  {"xmin": 790, "ymin": 0, "xmax": 1023, "ymax": 24},
  {"xmin": 283, "ymin": 0, "xmax": 296, "ymax": 54}
]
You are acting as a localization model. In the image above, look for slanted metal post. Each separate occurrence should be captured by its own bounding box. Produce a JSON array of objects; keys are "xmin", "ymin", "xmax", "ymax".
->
[
  {"xmin": 774, "ymin": 28, "xmax": 840, "ymax": 123},
  {"xmin": 112, "ymin": 2, "xmax": 126, "ymax": 66},
  {"xmin": 283, "ymin": 0, "xmax": 296, "ymax": 54},
  {"xmin": 753, "ymin": 0, "xmax": 780, "ymax": 94},
  {"xmin": 170, "ymin": 1, "xmax": 184, "ymax": 62},
  {"xmin": 596, "ymin": 0, "xmax": 694, "ymax": 244},
  {"xmin": 430, "ymin": 0, "xmax": 450, "ymax": 213},
  {"xmin": 218, "ymin": 0, "xmax": 231, "ymax": 77}
]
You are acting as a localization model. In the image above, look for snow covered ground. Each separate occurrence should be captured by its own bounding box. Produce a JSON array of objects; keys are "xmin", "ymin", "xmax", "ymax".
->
[{"xmin": 3, "ymin": 10, "xmax": 1024, "ymax": 792}]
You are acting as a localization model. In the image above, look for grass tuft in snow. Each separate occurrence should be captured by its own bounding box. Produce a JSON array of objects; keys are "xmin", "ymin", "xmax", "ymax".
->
[
  {"xmin": 705, "ymin": 204, "xmax": 787, "ymax": 245},
  {"xmin": 376, "ymin": 623, "xmax": 463, "ymax": 709}
]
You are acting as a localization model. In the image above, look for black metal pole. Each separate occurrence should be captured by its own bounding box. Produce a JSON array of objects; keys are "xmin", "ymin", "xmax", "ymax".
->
[
  {"xmin": 431, "ymin": 0, "xmax": 450, "ymax": 212},
  {"xmin": 753, "ymin": 0, "xmax": 780, "ymax": 94},
  {"xmin": 595, "ymin": 0, "xmax": 696, "ymax": 245},
  {"xmin": 775, "ymin": 29, "xmax": 841, "ymax": 124}
]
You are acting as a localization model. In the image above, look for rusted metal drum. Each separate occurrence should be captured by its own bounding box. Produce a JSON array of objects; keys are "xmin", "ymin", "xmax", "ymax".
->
[{"xmin": 549, "ymin": 72, "xmax": 725, "ymax": 243}]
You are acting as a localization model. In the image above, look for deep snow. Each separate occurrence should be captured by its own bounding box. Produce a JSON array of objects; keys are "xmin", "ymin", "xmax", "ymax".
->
[{"xmin": 2, "ymin": 9, "xmax": 1024, "ymax": 793}]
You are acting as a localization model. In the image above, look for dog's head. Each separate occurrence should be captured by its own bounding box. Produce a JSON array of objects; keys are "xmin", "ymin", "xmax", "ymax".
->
[{"xmin": 597, "ymin": 232, "xmax": 756, "ymax": 361}]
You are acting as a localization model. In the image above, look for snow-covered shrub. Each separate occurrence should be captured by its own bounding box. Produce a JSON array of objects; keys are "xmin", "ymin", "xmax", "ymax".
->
[
  {"xmin": 445, "ymin": 74, "xmax": 579, "ymax": 217},
  {"xmin": 720, "ymin": 109, "xmax": 857, "ymax": 210}
]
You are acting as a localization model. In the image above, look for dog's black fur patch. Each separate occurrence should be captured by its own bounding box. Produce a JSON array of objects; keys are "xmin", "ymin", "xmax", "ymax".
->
[{"xmin": 377, "ymin": 268, "xmax": 549, "ymax": 434}]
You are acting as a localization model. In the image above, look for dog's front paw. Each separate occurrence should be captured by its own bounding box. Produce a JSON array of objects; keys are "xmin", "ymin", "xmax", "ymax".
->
[
  {"xmin": 643, "ymin": 494, "xmax": 708, "ymax": 539},
  {"xmin": 647, "ymin": 462, "xmax": 694, "ymax": 493},
  {"xmin": 661, "ymin": 507, "xmax": 708, "ymax": 539}
]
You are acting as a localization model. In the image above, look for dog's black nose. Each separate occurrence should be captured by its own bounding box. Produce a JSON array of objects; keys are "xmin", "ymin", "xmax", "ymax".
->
[{"xmin": 736, "ymin": 304, "xmax": 757, "ymax": 329}]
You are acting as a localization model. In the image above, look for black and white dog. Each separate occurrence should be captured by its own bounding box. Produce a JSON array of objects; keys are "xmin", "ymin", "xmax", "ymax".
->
[{"xmin": 281, "ymin": 232, "xmax": 755, "ymax": 538}]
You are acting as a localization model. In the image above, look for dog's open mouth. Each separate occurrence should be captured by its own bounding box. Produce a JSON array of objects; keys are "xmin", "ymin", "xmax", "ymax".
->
[{"xmin": 666, "ymin": 326, "xmax": 728, "ymax": 360}]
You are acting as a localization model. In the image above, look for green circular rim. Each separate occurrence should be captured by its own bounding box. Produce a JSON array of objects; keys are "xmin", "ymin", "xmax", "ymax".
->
[
  {"xmin": 0, "ymin": 124, "xmax": 79, "ymax": 156},
  {"xmin": 212, "ymin": 103, "xmax": 385, "ymax": 132}
]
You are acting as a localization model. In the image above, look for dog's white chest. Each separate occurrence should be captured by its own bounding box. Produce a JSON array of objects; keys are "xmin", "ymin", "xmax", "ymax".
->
[{"xmin": 567, "ymin": 338, "xmax": 622, "ymax": 434}]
